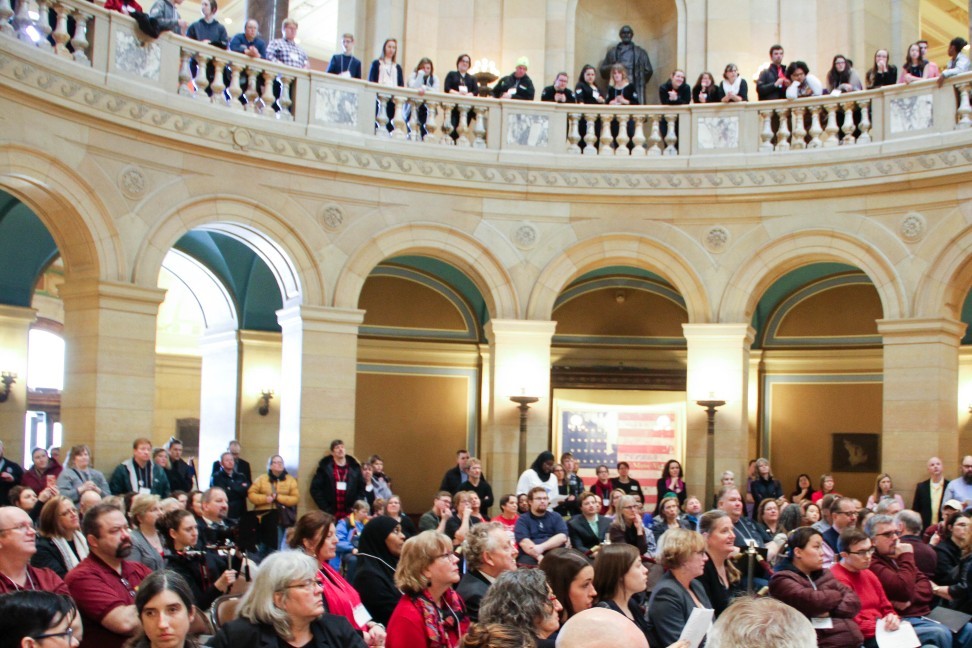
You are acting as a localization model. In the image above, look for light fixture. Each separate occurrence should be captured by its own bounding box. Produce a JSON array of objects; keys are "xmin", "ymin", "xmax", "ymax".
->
[
  {"xmin": 510, "ymin": 394, "xmax": 539, "ymax": 473},
  {"xmin": 258, "ymin": 388, "xmax": 274, "ymax": 416},
  {"xmin": 696, "ymin": 397, "xmax": 726, "ymax": 503},
  {"xmin": 470, "ymin": 58, "xmax": 500, "ymax": 97},
  {"xmin": 0, "ymin": 372, "xmax": 17, "ymax": 404}
]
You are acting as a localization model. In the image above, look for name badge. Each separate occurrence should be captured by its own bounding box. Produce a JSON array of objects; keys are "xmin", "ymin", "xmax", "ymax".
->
[
  {"xmin": 339, "ymin": 71, "xmax": 351, "ymax": 78},
  {"xmin": 352, "ymin": 603, "xmax": 372, "ymax": 627},
  {"xmin": 811, "ymin": 618, "xmax": 834, "ymax": 629},
  {"xmin": 458, "ymin": 85, "xmax": 467, "ymax": 94},
  {"xmin": 139, "ymin": 487, "xmax": 152, "ymax": 495},
  {"xmin": 336, "ymin": 481, "xmax": 347, "ymax": 491},
  {"xmin": 603, "ymin": 498, "xmax": 610, "ymax": 507},
  {"xmin": 592, "ymin": 88, "xmax": 600, "ymax": 98}
]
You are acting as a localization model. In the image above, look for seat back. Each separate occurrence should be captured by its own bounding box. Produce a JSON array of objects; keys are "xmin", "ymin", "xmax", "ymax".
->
[
  {"xmin": 210, "ymin": 594, "xmax": 243, "ymax": 630},
  {"xmin": 189, "ymin": 605, "xmax": 214, "ymax": 635}
]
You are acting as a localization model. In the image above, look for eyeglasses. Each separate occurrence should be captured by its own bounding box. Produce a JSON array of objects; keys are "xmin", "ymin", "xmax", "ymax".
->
[
  {"xmin": 0, "ymin": 522, "xmax": 34, "ymax": 533},
  {"xmin": 874, "ymin": 530, "xmax": 899, "ymax": 539},
  {"xmin": 835, "ymin": 510, "xmax": 859, "ymax": 517},
  {"xmin": 31, "ymin": 627, "xmax": 75, "ymax": 642},
  {"xmin": 434, "ymin": 553, "xmax": 456, "ymax": 562},
  {"xmin": 278, "ymin": 579, "xmax": 323, "ymax": 593},
  {"xmin": 845, "ymin": 547, "xmax": 876, "ymax": 557}
]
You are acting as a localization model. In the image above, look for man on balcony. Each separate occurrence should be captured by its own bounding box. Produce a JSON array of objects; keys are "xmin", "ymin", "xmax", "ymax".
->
[
  {"xmin": 757, "ymin": 44, "xmax": 790, "ymax": 100},
  {"xmin": 229, "ymin": 20, "xmax": 267, "ymax": 59},
  {"xmin": 541, "ymin": 72, "xmax": 576, "ymax": 104},
  {"xmin": 326, "ymin": 33, "xmax": 362, "ymax": 79},
  {"xmin": 493, "ymin": 57, "xmax": 535, "ymax": 101},
  {"xmin": 267, "ymin": 18, "xmax": 309, "ymax": 70}
]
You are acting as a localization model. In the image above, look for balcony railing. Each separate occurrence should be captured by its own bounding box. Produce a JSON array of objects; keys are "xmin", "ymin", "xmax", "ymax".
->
[{"xmin": 3, "ymin": 0, "xmax": 972, "ymax": 163}]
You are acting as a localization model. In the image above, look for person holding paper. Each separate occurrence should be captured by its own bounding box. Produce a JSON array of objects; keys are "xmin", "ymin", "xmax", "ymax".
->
[
  {"xmin": 645, "ymin": 529, "xmax": 712, "ymax": 648},
  {"xmin": 768, "ymin": 527, "xmax": 864, "ymax": 648},
  {"xmin": 830, "ymin": 527, "xmax": 903, "ymax": 647}
]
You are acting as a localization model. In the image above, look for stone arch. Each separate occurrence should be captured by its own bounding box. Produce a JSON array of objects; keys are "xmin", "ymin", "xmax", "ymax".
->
[
  {"xmin": 719, "ymin": 230, "xmax": 908, "ymax": 323},
  {"xmin": 527, "ymin": 232, "xmax": 711, "ymax": 323},
  {"xmin": 914, "ymin": 220, "xmax": 972, "ymax": 321},
  {"xmin": 333, "ymin": 223, "xmax": 519, "ymax": 320},
  {"xmin": 132, "ymin": 195, "xmax": 324, "ymax": 307},
  {"xmin": 161, "ymin": 249, "xmax": 238, "ymax": 333},
  {"xmin": 0, "ymin": 144, "xmax": 123, "ymax": 282}
]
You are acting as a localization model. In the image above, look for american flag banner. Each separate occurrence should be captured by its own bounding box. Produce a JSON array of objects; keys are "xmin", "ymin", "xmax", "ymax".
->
[{"xmin": 554, "ymin": 400, "xmax": 686, "ymax": 509}]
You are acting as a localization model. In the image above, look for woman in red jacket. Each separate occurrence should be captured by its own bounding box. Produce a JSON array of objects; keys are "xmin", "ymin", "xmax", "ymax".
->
[
  {"xmin": 386, "ymin": 530, "xmax": 469, "ymax": 648},
  {"xmin": 768, "ymin": 527, "xmax": 863, "ymax": 648}
]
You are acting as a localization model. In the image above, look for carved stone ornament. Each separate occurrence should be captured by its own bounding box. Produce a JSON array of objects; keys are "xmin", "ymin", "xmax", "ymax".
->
[
  {"xmin": 232, "ymin": 127, "xmax": 252, "ymax": 150},
  {"xmin": 512, "ymin": 223, "xmax": 538, "ymax": 250},
  {"xmin": 703, "ymin": 226, "xmax": 730, "ymax": 253},
  {"xmin": 118, "ymin": 165, "xmax": 147, "ymax": 199},
  {"xmin": 318, "ymin": 204, "xmax": 344, "ymax": 231},
  {"xmin": 900, "ymin": 212, "xmax": 926, "ymax": 243}
]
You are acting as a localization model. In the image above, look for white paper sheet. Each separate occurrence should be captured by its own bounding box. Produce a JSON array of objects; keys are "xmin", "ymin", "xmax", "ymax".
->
[
  {"xmin": 677, "ymin": 607, "xmax": 714, "ymax": 648},
  {"xmin": 875, "ymin": 619, "xmax": 921, "ymax": 648}
]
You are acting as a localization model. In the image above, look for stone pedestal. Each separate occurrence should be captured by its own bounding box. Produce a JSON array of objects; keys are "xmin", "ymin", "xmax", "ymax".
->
[
  {"xmin": 277, "ymin": 305, "xmax": 364, "ymax": 512},
  {"xmin": 878, "ymin": 317, "xmax": 965, "ymax": 493},
  {"xmin": 481, "ymin": 319, "xmax": 557, "ymax": 499},
  {"xmin": 59, "ymin": 279, "xmax": 165, "ymax": 468},
  {"xmin": 683, "ymin": 323, "xmax": 754, "ymax": 502},
  {"xmin": 0, "ymin": 305, "xmax": 37, "ymax": 465}
]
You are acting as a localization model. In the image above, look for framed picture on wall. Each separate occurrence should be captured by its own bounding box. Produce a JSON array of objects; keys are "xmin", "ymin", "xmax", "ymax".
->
[{"xmin": 832, "ymin": 433, "xmax": 880, "ymax": 472}]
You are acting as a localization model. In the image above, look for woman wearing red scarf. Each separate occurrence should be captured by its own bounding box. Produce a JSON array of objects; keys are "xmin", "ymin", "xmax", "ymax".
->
[
  {"xmin": 386, "ymin": 530, "xmax": 469, "ymax": 648},
  {"xmin": 289, "ymin": 511, "xmax": 387, "ymax": 646}
]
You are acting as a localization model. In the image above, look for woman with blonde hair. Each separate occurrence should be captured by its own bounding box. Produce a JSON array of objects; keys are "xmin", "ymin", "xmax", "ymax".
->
[
  {"xmin": 32, "ymin": 495, "xmax": 89, "ymax": 578},
  {"xmin": 128, "ymin": 493, "xmax": 165, "ymax": 570},
  {"xmin": 608, "ymin": 494, "xmax": 654, "ymax": 556},
  {"xmin": 456, "ymin": 456, "xmax": 494, "ymax": 517},
  {"xmin": 695, "ymin": 510, "xmax": 741, "ymax": 618},
  {"xmin": 866, "ymin": 473, "xmax": 905, "ymax": 512},
  {"xmin": 385, "ymin": 530, "xmax": 469, "ymax": 648},
  {"xmin": 646, "ymin": 529, "xmax": 712, "ymax": 648}
]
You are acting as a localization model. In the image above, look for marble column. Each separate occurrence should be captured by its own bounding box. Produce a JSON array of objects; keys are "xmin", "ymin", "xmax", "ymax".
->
[
  {"xmin": 682, "ymin": 323, "xmax": 754, "ymax": 503},
  {"xmin": 481, "ymin": 319, "xmax": 557, "ymax": 500},
  {"xmin": 0, "ymin": 305, "xmax": 37, "ymax": 466},
  {"xmin": 247, "ymin": 0, "xmax": 288, "ymax": 45},
  {"xmin": 197, "ymin": 327, "xmax": 239, "ymax": 489},
  {"xmin": 878, "ymin": 317, "xmax": 965, "ymax": 495},
  {"xmin": 59, "ymin": 279, "xmax": 165, "ymax": 468},
  {"xmin": 277, "ymin": 305, "xmax": 364, "ymax": 513}
]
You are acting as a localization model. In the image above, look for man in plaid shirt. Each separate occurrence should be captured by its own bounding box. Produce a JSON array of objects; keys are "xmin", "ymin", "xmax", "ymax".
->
[{"xmin": 267, "ymin": 18, "xmax": 309, "ymax": 69}]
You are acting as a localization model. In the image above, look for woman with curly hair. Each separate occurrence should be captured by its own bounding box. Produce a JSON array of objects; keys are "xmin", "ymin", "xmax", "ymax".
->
[{"xmin": 479, "ymin": 569, "xmax": 562, "ymax": 647}]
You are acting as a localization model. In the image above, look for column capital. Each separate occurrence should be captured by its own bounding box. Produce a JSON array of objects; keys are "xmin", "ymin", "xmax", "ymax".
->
[
  {"xmin": 484, "ymin": 319, "xmax": 557, "ymax": 344},
  {"xmin": 682, "ymin": 323, "xmax": 756, "ymax": 344},
  {"xmin": 0, "ymin": 304, "xmax": 38, "ymax": 325},
  {"xmin": 58, "ymin": 279, "xmax": 166, "ymax": 315},
  {"xmin": 877, "ymin": 317, "xmax": 966, "ymax": 346},
  {"xmin": 276, "ymin": 305, "xmax": 365, "ymax": 333}
]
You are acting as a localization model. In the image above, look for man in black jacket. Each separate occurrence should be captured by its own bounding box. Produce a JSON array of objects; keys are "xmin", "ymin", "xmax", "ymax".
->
[
  {"xmin": 165, "ymin": 438, "xmax": 196, "ymax": 492},
  {"xmin": 912, "ymin": 456, "xmax": 948, "ymax": 529},
  {"xmin": 310, "ymin": 439, "xmax": 366, "ymax": 520},
  {"xmin": 210, "ymin": 452, "xmax": 250, "ymax": 523},
  {"xmin": 439, "ymin": 449, "xmax": 470, "ymax": 494},
  {"xmin": 457, "ymin": 522, "xmax": 517, "ymax": 621},
  {"xmin": 493, "ymin": 57, "xmax": 535, "ymax": 101},
  {"xmin": 210, "ymin": 440, "xmax": 251, "ymax": 484},
  {"xmin": 757, "ymin": 44, "xmax": 790, "ymax": 100}
]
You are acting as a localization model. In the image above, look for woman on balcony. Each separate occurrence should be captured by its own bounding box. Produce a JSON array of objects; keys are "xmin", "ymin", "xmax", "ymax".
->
[
  {"xmin": 866, "ymin": 49, "xmax": 898, "ymax": 88},
  {"xmin": 720, "ymin": 63, "xmax": 748, "ymax": 102},
  {"xmin": 901, "ymin": 42, "xmax": 936, "ymax": 84},
  {"xmin": 826, "ymin": 55, "xmax": 863, "ymax": 94},
  {"xmin": 369, "ymin": 38, "xmax": 404, "ymax": 134},
  {"xmin": 659, "ymin": 69, "xmax": 691, "ymax": 105},
  {"xmin": 692, "ymin": 71, "xmax": 722, "ymax": 103},
  {"xmin": 575, "ymin": 65, "xmax": 605, "ymax": 105},
  {"xmin": 607, "ymin": 63, "xmax": 639, "ymax": 105},
  {"xmin": 785, "ymin": 62, "xmax": 823, "ymax": 98}
]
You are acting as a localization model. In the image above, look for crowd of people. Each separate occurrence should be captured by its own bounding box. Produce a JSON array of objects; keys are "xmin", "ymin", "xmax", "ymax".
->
[{"xmin": 5, "ymin": 435, "xmax": 972, "ymax": 647}]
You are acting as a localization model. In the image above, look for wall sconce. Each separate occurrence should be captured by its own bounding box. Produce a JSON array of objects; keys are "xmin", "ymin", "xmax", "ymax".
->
[
  {"xmin": 510, "ymin": 394, "xmax": 539, "ymax": 473},
  {"xmin": 0, "ymin": 372, "xmax": 17, "ymax": 404},
  {"xmin": 258, "ymin": 388, "xmax": 274, "ymax": 416}
]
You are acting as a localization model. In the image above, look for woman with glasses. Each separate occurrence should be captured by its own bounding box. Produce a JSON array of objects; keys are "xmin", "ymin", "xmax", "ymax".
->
[
  {"xmin": 126, "ymin": 569, "xmax": 199, "ymax": 648},
  {"xmin": 933, "ymin": 511, "xmax": 972, "ymax": 601},
  {"xmin": 608, "ymin": 494, "xmax": 653, "ymax": 557},
  {"xmin": 288, "ymin": 511, "xmax": 387, "ymax": 646},
  {"xmin": 386, "ymin": 530, "xmax": 469, "ymax": 648},
  {"xmin": 209, "ymin": 551, "xmax": 365, "ymax": 648},
  {"xmin": 769, "ymin": 527, "xmax": 863, "ymax": 648},
  {"xmin": 32, "ymin": 496, "xmax": 89, "ymax": 579},
  {"xmin": 0, "ymin": 590, "xmax": 82, "ymax": 647}
]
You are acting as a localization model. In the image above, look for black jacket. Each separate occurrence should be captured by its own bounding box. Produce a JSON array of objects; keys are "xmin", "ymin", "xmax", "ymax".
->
[
  {"xmin": 567, "ymin": 514, "xmax": 610, "ymax": 557},
  {"xmin": 207, "ymin": 616, "xmax": 365, "ymax": 648},
  {"xmin": 456, "ymin": 570, "xmax": 491, "ymax": 622},
  {"xmin": 492, "ymin": 73, "xmax": 535, "ymax": 101},
  {"xmin": 913, "ymin": 478, "xmax": 948, "ymax": 529},
  {"xmin": 165, "ymin": 549, "xmax": 228, "ymax": 610},
  {"xmin": 211, "ymin": 458, "xmax": 251, "ymax": 484},
  {"xmin": 210, "ymin": 469, "xmax": 250, "ymax": 522},
  {"xmin": 757, "ymin": 63, "xmax": 787, "ymax": 100},
  {"xmin": 166, "ymin": 458, "xmax": 196, "ymax": 492},
  {"xmin": 310, "ymin": 454, "xmax": 366, "ymax": 517},
  {"xmin": 439, "ymin": 465, "xmax": 465, "ymax": 495}
]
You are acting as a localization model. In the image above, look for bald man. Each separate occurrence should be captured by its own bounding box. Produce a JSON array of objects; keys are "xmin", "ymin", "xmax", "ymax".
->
[{"xmin": 555, "ymin": 607, "xmax": 649, "ymax": 648}]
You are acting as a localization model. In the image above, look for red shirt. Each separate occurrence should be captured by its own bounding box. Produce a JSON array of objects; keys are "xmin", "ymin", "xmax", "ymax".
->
[
  {"xmin": 0, "ymin": 564, "xmax": 69, "ymax": 595},
  {"xmin": 65, "ymin": 553, "xmax": 152, "ymax": 648},
  {"xmin": 831, "ymin": 562, "xmax": 894, "ymax": 639},
  {"xmin": 386, "ymin": 594, "xmax": 469, "ymax": 648}
]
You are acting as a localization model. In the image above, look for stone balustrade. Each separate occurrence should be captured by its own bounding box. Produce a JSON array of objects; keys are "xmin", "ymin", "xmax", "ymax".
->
[{"xmin": 3, "ymin": 0, "xmax": 972, "ymax": 175}]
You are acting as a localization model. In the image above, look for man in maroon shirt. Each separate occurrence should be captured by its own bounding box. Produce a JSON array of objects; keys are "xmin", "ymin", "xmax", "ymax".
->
[
  {"xmin": 0, "ymin": 506, "xmax": 69, "ymax": 594},
  {"xmin": 66, "ymin": 503, "xmax": 152, "ymax": 648}
]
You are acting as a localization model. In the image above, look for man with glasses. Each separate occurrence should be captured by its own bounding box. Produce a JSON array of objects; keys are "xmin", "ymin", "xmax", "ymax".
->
[
  {"xmin": 945, "ymin": 455, "xmax": 972, "ymax": 511},
  {"xmin": 418, "ymin": 491, "xmax": 453, "ymax": 533},
  {"xmin": 866, "ymin": 514, "xmax": 972, "ymax": 648},
  {"xmin": 65, "ymin": 503, "xmax": 152, "ymax": 648},
  {"xmin": 515, "ymin": 487, "xmax": 568, "ymax": 566},
  {"xmin": 831, "ymin": 527, "xmax": 903, "ymax": 648},
  {"xmin": 822, "ymin": 497, "xmax": 857, "ymax": 568},
  {"xmin": 0, "ymin": 506, "xmax": 68, "ymax": 594}
]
